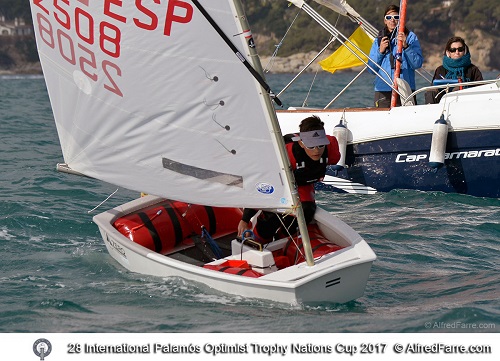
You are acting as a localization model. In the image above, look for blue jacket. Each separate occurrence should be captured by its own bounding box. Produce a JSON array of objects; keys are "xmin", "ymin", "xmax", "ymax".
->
[{"xmin": 368, "ymin": 30, "xmax": 423, "ymax": 91}]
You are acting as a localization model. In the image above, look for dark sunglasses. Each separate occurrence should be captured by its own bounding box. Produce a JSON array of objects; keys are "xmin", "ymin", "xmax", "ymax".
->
[
  {"xmin": 384, "ymin": 15, "xmax": 400, "ymax": 20},
  {"xmin": 449, "ymin": 46, "xmax": 465, "ymax": 53}
]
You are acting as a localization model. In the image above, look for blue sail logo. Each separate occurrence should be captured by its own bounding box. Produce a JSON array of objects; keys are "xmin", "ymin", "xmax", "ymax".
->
[{"xmin": 256, "ymin": 182, "xmax": 275, "ymax": 194}]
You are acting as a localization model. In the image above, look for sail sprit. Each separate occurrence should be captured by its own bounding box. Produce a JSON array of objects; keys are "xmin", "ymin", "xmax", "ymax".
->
[{"xmin": 191, "ymin": 0, "xmax": 282, "ymax": 106}]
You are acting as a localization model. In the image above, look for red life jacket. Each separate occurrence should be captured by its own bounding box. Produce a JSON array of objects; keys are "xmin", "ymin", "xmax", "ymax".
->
[{"xmin": 286, "ymin": 135, "xmax": 340, "ymax": 202}]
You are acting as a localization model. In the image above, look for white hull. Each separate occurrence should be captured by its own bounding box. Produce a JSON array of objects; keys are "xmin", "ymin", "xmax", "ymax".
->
[
  {"xmin": 278, "ymin": 83, "xmax": 500, "ymax": 142},
  {"xmin": 93, "ymin": 196, "xmax": 376, "ymax": 305}
]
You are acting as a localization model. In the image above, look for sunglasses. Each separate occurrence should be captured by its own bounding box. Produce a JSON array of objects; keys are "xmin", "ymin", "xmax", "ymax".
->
[
  {"xmin": 301, "ymin": 142, "xmax": 325, "ymax": 150},
  {"xmin": 449, "ymin": 46, "xmax": 465, "ymax": 53},
  {"xmin": 384, "ymin": 15, "xmax": 400, "ymax": 21}
]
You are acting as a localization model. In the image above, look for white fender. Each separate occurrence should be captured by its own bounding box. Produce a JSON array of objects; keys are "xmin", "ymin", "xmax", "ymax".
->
[
  {"xmin": 429, "ymin": 115, "xmax": 448, "ymax": 169},
  {"xmin": 331, "ymin": 120, "xmax": 348, "ymax": 174}
]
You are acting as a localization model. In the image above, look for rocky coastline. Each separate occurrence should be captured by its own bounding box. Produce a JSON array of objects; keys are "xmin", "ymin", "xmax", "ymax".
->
[
  {"xmin": 0, "ymin": 62, "xmax": 41, "ymax": 75},
  {"xmin": 1, "ymin": 32, "xmax": 496, "ymax": 76},
  {"xmin": 258, "ymin": 34, "xmax": 497, "ymax": 75},
  {"xmin": 2, "ymin": 51, "xmax": 495, "ymax": 78}
]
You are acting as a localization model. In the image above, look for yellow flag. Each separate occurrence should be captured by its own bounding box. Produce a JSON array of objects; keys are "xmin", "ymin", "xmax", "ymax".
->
[{"xmin": 319, "ymin": 26, "xmax": 373, "ymax": 74}]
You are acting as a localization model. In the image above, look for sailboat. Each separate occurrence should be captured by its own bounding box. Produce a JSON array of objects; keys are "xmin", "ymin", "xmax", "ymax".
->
[
  {"xmin": 29, "ymin": 0, "xmax": 376, "ymax": 305},
  {"xmin": 276, "ymin": 0, "xmax": 500, "ymax": 198}
]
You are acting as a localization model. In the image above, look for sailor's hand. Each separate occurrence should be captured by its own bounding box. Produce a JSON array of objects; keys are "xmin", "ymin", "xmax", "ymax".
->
[
  {"xmin": 379, "ymin": 36, "xmax": 389, "ymax": 53},
  {"xmin": 237, "ymin": 220, "xmax": 249, "ymax": 238},
  {"xmin": 398, "ymin": 32, "xmax": 408, "ymax": 48}
]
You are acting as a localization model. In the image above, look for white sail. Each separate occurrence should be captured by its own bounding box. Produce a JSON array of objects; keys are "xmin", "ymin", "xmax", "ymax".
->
[{"xmin": 29, "ymin": 0, "xmax": 293, "ymax": 210}]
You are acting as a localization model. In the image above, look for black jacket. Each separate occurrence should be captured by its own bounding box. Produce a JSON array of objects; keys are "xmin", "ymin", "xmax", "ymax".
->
[{"xmin": 425, "ymin": 64, "xmax": 483, "ymax": 104}]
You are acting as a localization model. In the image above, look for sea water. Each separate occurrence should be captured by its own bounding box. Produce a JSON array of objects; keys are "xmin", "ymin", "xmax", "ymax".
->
[{"xmin": 0, "ymin": 72, "xmax": 498, "ymax": 333}]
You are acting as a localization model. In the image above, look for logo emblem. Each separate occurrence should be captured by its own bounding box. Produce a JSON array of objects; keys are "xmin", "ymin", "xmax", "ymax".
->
[
  {"xmin": 33, "ymin": 339, "xmax": 52, "ymax": 360},
  {"xmin": 248, "ymin": 37, "xmax": 255, "ymax": 48},
  {"xmin": 256, "ymin": 182, "xmax": 274, "ymax": 194}
]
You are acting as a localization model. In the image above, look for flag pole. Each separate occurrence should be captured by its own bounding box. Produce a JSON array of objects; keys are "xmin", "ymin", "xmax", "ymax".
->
[{"xmin": 390, "ymin": 0, "xmax": 408, "ymax": 108}]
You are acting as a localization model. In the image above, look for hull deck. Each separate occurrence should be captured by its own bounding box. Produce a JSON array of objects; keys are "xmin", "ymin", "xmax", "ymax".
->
[{"xmin": 94, "ymin": 196, "xmax": 376, "ymax": 305}]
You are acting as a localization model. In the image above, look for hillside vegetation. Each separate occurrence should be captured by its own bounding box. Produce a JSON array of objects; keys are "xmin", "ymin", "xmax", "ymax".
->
[{"xmin": 244, "ymin": 0, "xmax": 500, "ymax": 70}]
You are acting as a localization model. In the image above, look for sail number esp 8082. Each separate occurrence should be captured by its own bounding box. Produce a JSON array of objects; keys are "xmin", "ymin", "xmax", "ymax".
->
[{"xmin": 32, "ymin": 0, "xmax": 194, "ymax": 97}]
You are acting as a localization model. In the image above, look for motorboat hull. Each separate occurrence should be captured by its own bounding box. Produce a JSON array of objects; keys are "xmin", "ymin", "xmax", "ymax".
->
[
  {"xmin": 324, "ymin": 129, "xmax": 499, "ymax": 196},
  {"xmin": 277, "ymin": 83, "xmax": 500, "ymax": 198}
]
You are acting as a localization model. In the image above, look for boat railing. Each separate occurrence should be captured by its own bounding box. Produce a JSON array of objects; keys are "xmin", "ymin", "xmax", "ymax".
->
[
  {"xmin": 278, "ymin": 1, "xmax": 432, "ymax": 108},
  {"xmin": 279, "ymin": 78, "xmax": 500, "ymax": 112},
  {"xmin": 323, "ymin": 67, "xmax": 368, "ymax": 109},
  {"xmin": 338, "ymin": 2, "xmax": 433, "ymax": 85},
  {"xmin": 403, "ymin": 78, "xmax": 500, "ymax": 105},
  {"xmin": 298, "ymin": 2, "xmax": 402, "ymax": 96},
  {"xmin": 275, "ymin": 38, "xmax": 337, "ymax": 100},
  {"xmin": 279, "ymin": 2, "xmax": 499, "ymax": 110}
]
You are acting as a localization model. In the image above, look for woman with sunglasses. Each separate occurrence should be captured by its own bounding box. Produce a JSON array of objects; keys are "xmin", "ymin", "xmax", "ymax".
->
[
  {"xmin": 237, "ymin": 116, "xmax": 340, "ymax": 244},
  {"xmin": 424, "ymin": 36, "xmax": 483, "ymax": 104},
  {"xmin": 368, "ymin": 4, "xmax": 423, "ymax": 107}
]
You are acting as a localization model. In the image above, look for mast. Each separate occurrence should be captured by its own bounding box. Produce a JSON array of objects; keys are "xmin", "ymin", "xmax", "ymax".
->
[
  {"xmin": 390, "ymin": 0, "xmax": 408, "ymax": 108},
  {"xmin": 231, "ymin": 0, "xmax": 315, "ymax": 266}
]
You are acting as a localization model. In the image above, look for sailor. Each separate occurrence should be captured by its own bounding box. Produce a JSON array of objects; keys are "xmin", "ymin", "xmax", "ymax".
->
[
  {"xmin": 424, "ymin": 36, "xmax": 484, "ymax": 104},
  {"xmin": 237, "ymin": 115, "xmax": 340, "ymax": 244}
]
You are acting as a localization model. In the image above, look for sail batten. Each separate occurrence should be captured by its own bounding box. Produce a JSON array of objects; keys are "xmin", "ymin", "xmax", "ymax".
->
[{"xmin": 162, "ymin": 157, "xmax": 243, "ymax": 188}]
